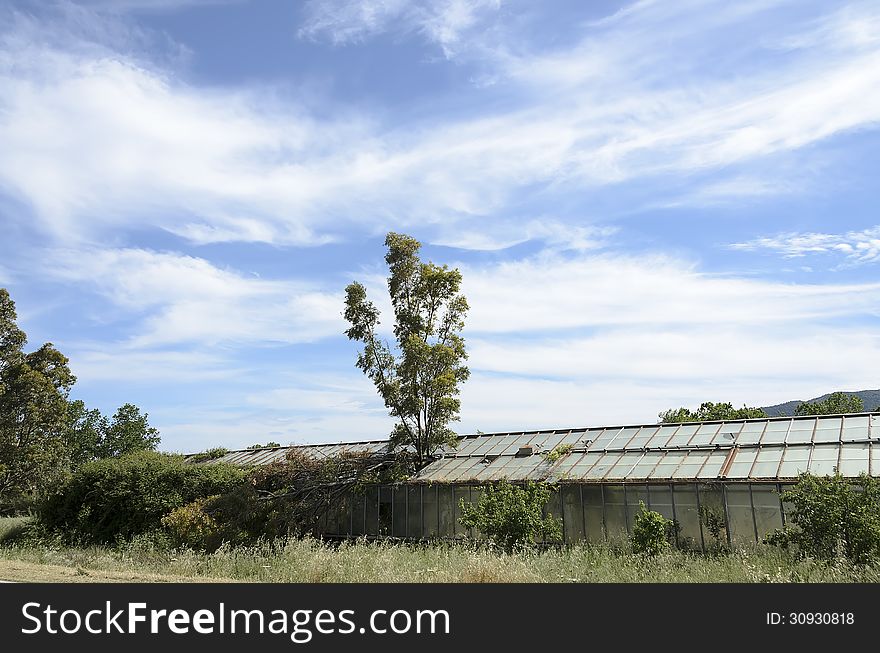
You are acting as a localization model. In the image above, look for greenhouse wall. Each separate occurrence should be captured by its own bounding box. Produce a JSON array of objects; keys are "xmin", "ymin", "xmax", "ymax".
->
[{"xmin": 320, "ymin": 481, "xmax": 790, "ymax": 550}]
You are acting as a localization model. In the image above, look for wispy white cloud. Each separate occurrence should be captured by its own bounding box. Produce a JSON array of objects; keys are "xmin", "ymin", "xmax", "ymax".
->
[
  {"xmin": 46, "ymin": 248, "xmax": 346, "ymax": 346},
  {"xmin": 3, "ymin": 2, "xmax": 880, "ymax": 248},
  {"xmin": 298, "ymin": 0, "xmax": 502, "ymax": 58},
  {"xmin": 731, "ymin": 226, "xmax": 880, "ymax": 264}
]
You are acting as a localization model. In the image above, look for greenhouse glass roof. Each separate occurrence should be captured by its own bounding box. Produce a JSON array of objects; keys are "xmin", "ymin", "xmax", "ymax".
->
[{"xmin": 188, "ymin": 413, "xmax": 880, "ymax": 483}]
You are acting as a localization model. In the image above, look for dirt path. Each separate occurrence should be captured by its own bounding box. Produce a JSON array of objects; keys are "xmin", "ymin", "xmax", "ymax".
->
[{"xmin": 0, "ymin": 559, "xmax": 240, "ymax": 583}]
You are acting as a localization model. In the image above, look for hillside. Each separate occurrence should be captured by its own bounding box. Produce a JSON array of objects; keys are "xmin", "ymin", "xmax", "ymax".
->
[{"xmin": 761, "ymin": 390, "xmax": 880, "ymax": 417}]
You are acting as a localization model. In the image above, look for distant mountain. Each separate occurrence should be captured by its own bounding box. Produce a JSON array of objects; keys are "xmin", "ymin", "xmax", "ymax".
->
[{"xmin": 761, "ymin": 390, "xmax": 880, "ymax": 417}]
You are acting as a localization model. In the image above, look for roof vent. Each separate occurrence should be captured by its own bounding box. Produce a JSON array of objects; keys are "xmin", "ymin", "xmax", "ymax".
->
[
  {"xmin": 480, "ymin": 454, "xmax": 500, "ymax": 464},
  {"xmin": 515, "ymin": 446, "xmax": 535, "ymax": 458}
]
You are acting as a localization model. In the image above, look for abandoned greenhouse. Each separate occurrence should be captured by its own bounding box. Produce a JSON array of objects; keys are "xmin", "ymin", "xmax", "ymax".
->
[{"xmin": 188, "ymin": 412, "xmax": 880, "ymax": 551}]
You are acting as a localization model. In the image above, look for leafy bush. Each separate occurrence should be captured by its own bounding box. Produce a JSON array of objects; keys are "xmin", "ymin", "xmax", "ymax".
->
[
  {"xmin": 764, "ymin": 472, "xmax": 880, "ymax": 563},
  {"xmin": 541, "ymin": 443, "xmax": 573, "ymax": 463},
  {"xmin": 38, "ymin": 451, "xmax": 246, "ymax": 544},
  {"xmin": 631, "ymin": 502, "xmax": 675, "ymax": 556},
  {"xmin": 161, "ymin": 496, "xmax": 224, "ymax": 551},
  {"xmin": 188, "ymin": 447, "xmax": 229, "ymax": 463},
  {"xmin": 458, "ymin": 480, "xmax": 561, "ymax": 552}
]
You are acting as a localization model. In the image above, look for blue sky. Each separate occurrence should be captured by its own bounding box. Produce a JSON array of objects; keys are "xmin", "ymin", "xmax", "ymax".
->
[{"xmin": 1, "ymin": 0, "xmax": 879, "ymax": 453}]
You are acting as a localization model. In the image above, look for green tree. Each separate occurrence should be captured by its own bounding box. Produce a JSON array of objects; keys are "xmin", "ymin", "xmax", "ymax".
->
[
  {"xmin": 659, "ymin": 401, "xmax": 767, "ymax": 423},
  {"xmin": 765, "ymin": 472, "xmax": 880, "ymax": 563},
  {"xmin": 343, "ymin": 233, "xmax": 469, "ymax": 468},
  {"xmin": 631, "ymin": 502, "xmax": 675, "ymax": 556},
  {"xmin": 96, "ymin": 403, "xmax": 160, "ymax": 458},
  {"xmin": 63, "ymin": 400, "xmax": 160, "ymax": 468},
  {"xmin": 0, "ymin": 289, "xmax": 76, "ymax": 509},
  {"xmin": 795, "ymin": 392, "xmax": 863, "ymax": 416}
]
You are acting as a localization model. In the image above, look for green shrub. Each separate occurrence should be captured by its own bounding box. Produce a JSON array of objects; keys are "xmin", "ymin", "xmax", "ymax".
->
[
  {"xmin": 764, "ymin": 472, "xmax": 880, "ymax": 563},
  {"xmin": 188, "ymin": 447, "xmax": 229, "ymax": 463},
  {"xmin": 161, "ymin": 496, "xmax": 224, "ymax": 551},
  {"xmin": 38, "ymin": 451, "xmax": 246, "ymax": 545},
  {"xmin": 458, "ymin": 480, "xmax": 561, "ymax": 552},
  {"xmin": 631, "ymin": 502, "xmax": 675, "ymax": 556},
  {"xmin": 541, "ymin": 443, "xmax": 573, "ymax": 463}
]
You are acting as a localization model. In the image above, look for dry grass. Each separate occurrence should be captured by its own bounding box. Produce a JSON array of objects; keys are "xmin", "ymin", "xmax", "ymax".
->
[{"xmin": 2, "ymin": 517, "xmax": 879, "ymax": 583}]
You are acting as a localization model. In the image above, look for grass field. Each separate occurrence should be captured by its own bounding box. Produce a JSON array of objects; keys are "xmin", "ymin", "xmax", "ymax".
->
[{"xmin": 2, "ymin": 516, "xmax": 878, "ymax": 583}]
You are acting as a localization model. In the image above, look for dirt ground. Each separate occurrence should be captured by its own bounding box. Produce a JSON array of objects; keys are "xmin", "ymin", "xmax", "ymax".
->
[{"xmin": 0, "ymin": 559, "xmax": 239, "ymax": 583}]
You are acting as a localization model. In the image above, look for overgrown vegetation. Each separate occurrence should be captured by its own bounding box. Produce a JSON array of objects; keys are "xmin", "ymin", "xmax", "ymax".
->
[
  {"xmin": 188, "ymin": 447, "xmax": 229, "ymax": 463},
  {"xmin": 541, "ymin": 443, "xmax": 573, "ymax": 463},
  {"xmin": 458, "ymin": 480, "xmax": 561, "ymax": 552},
  {"xmin": 37, "ymin": 451, "xmax": 246, "ymax": 545},
  {"xmin": 630, "ymin": 502, "xmax": 675, "ymax": 556},
  {"xmin": 765, "ymin": 472, "xmax": 880, "ymax": 564}
]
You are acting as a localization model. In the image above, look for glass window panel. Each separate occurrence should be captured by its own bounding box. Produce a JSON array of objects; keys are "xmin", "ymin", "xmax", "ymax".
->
[
  {"xmin": 365, "ymin": 486, "xmax": 379, "ymax": 536},
  {"xmin": 582, "ymin": 485, "xmax": 604, "ymax": 543},
  {"xmin": 838, "ymin": 444, "xmax": 869, "ymax": 477},
  {"xmin": 778, "ymin": 447, "xmax": 811, "ymax": 478},
  {"xmin": 726, "ymin": 449, "xmax": 757, "ymax": 478},
  {"xmin": 872, "ymin": 446, "xmax": 880, "ymax": 476},
  {"xmin": 673, "ymin": 485, "xmax": 701, "ymax": 549},
  {"xmin": 422, "ymin": 485, "xmax": 438, "ymax": 538},
  {"xmin": 351, "ymin": 493, "xmax": 366, "ymax": 536},
  {"xmin": 606, "ymin": 452, "xmax": 643, "ymax": 479},
  {"xmin": 392, "ymin": 486, "xmax": 407, "ymax": 537},
  {"xmin": 569, "ymin": 452, "xmax": 604, "ymax": 479},
  {"xmin": 713, "ymin": 424, "xmax": 743, "ymax": 445},
  {"xmin": 438, "ymin": 485, "xmax": 454, "ymax": 538},
  {"xmin": 735, "ymin": 422, "xmax": 766, "ymax": 445},
  {"xmin": 585, "ymin": 452, "xmax": 623, "ymax": 479},
  {"xmin": 842, "ymin": 427, "xmax": 870, "ymax": 442},
  {"xmin": 628, "ymin": 452, "xmax": 664, "ymax": 479},
  {"xmin": 667, "ymin": 430, "xmax": 696, "ymax": 447},
  {"xmin": 590, "ymin": 429, "xmax": 620, "ymax": 450},
  {"xmin": 761, "ymin": 421, "xmax": 790, "ymax": 444},
  {"xmin": 562, "ymin": 485, "xmax": 584, "ymax": 542},
  {"xmin": 557, "ymin": 430, "xmax": 587, "ymax": 447},
  {"xmin": 603, "ymin": 485, "xmax": 628, "ymax": 540},
  {"xmin": 697, "ymin": 450, "xmax": 728, "ymax": 479},
  {"xmin": 648, "ymin": 484, "xmax": 674, "ymax": 521},
  {"xmin": 690, "ymin": 424, "xmax": 720, "ymax": 446},
  {"xmin": 625, "ymin": 485, "xmax": 649, "ymax": 532},
  {"xmin": 488, "ymin": 434, "xmax": 521, "ymax": 456},
  {"xmin": 608, "ymin": 428, "xmax": 640, "ymax": 448},
  {"xmin": 845, "ymin": 415, "xmax": 870, "ymax": 427},
  {"xmin": 378, "ymin": 486, "xmax": 392, "ymax": 536},
  {"xmin": 672, "ymin": 452, "xmax": 710, "ymax": 479},
  {"xmin": 726, "ymin": 485, "xmax": 756, "ymax": 545},
  {"xmin": 453, "ymin": 486, "xmax": 469, "ymax": 538},
  {"xmin": 628, "ymin": 426, "xmax": 658, "ymax": 449},
  {"xmin": 751, "ymin": 485, "xmax": 783, "ymax": 541},
  {"xmin": 647, "ymin": 426, "xmax": 680, "ymax": 448},
  {"xmin": 809, "ymin": 445, "xmax": 840, "ymax": 476},
  {"xmin": 469, "ymin": 488, "xmax": 485, "ymax": 539},
  {"xmin": 786, "ymin": 422, "xmax": 816, "ymax": 444},
  {"xmin": 649, "ymin": 452, "xmax": 689, "ymax": 479},
  {"xmin": 698, "ymin": 484, "xmax": 728, "ymax": 550},
  {"xmin": 542, "ymin": 489, "xmax": 563, "ymax": 544},
  {"xmin": 813, "ymin": 426, "xmax": 841, "ymax": 444}
]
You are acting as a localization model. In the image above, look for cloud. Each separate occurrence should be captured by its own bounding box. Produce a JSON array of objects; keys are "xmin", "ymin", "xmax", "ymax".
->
[
  {"xmin": 298, "ymin": 0, "xmax": 502, "ymax": 58},
  {"xmin": 3, "ymin": 2, "xmax": 880, "ymax": 247},
  {"xmin": 731, "ymin": 226, "xmax": 880, "ymax": 264},
  {"xmin": 46, "ymin": 248, "xmax": 346, "ymax": 346}
]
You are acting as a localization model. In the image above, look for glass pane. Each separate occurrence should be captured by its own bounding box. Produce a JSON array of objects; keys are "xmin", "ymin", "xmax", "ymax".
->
[
  {"xmin": 648, "ymin": 484, "xmax": 674, "ymax": 521},
  {"xmin": 726, "ymin": 449, "xmax": 757, "ymax": 478},
  {"xmin": 625, "ymin": 485, "xmax": 649, "ymax": 533},
  {"xmin": 778, "ymin": 447, "xmax": 810, "ymax": 478},
  {"xmin": 751, "ymin": 485, "xmax": 783, "ymax": 541},
  {"xmin": 603, "ymin": 485, "xmax": 627, "ymax": 540},
  {"xmin": 838, "ymin": 444, "xmax": 869, "ymax": 477},
  {"xmin": 407, "ymin": 486, "xmax": 422, "ymax": 538},
  {"xmin": 761, "ymin": 420, "xmax": 790, "ymax": 444},
  {"xmin": 690, "ymin": 423, "xmax": 720, "ymax": 446},
  {"xmin": 583, "ymin": 485, "xmax": 604, "ymax": 543},
  {"xmin": 607, "ymin": 452, "xmax": 643, "ymax": 479},
  {"xmin": 673, "ymin": 485, "xmax": 701, "ymax": 550},
  {"xmin": 813, "ymin": 425, "xmax": 841, "ymax": 443},
  {"xmin": 698, "ymin": 484, "xmax": 728, "ymax": 550},
  {"xmin": 453, "ymin": 486, "xmax": 469, "ymax": 538},
  {"xmin": 378, "ymin": 485, "xmax": 392, "ymax": 536},
  {"xmin": 726, "ymin": 485, "xmax": 756, "ymax": 545},
  {"xmin": 585, "ymin": 452, "xmax": 622, "ymax": 479},
  {"xmin": 608, "ymin": 428, "xmax": 639, "ymax": 448},
  {"xmin": 562, "ymin": 485, "xmax": 584, "ymax": 542},
  {"xmin": 650, "ymin": 452, "xmax": 688, "ymax": 480},
  {"xmin": 351, "ymin": 493, "xmax": 366, "ymax": 536},
  {"xmin": 735, "ymin": 421, "xmax": 766, "ymax": 445},
  {"xmin": 751, "ymin": 447, "xmax": 783, "ymax": 478},
  {"xmin": 543, "ymin": 489, "xmax": 563, "ymax": 544},
  {"xmin": 422, "ymin": 485, "xmax": 438, "ymax": 538},
  {"xmin": 808, "ymin": 445, "xmax": 839, "ymax": 476},
  {"xmin": 392, "ymin": 486, "xmax": 407, "ymax": 537},
  {"xmin": 647, "ymin": 426, "xmax": 680, "ymax": 448},
  {"xmin": 786, "ymin": 420, "xmax": 816, "ymax": 444},
  {"xmin": 672, "ymin": 452, "xmax": 710, "ymax": 479},
  {"xmin": 629, "ymin": 452, "xmax": 664, "ymax": 479},
  {"xmin": 365, "ymin": 486, "xmax": 379, "ymax": 536},
  {"xmin": 438, "ymin": 485, "xmax": 454, "ymax": 538},
  {"xmin": 698, "ymin": 450, "xmax": 728, "ymax": 479}
]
